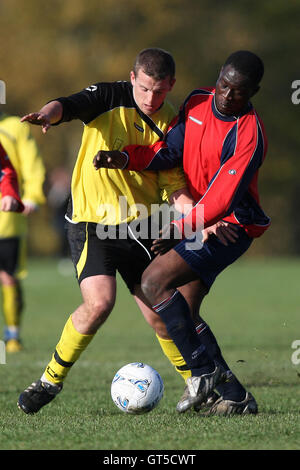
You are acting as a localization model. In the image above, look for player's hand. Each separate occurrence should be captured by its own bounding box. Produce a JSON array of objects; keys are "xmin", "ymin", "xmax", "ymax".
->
[
  {"xmin": 202, "ymin": 221, "xmax": 239, "ymax": 245},
  {"xmin": 21, "ymin": 112, "xmax": 51, "ymax": 134},
  {"xmin": 0, "ymin": 195, "xmax": 21, "ymax": 212},
  {"xmin": 93, "ymin": 150, "xmax": 128, "ymax": 170},
  {"xmin": 151, "ymin": 223, "xmax": 182, "ymax": 256},
  {"xmin": 22, "ymin": 200, "xmax": 38, "ymax": 216}
]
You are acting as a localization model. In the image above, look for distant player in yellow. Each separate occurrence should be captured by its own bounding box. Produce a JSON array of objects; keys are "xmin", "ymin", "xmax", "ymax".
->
[{"xmin": 0, "ymin": 111, "xmax": 46, "ymax": 352}]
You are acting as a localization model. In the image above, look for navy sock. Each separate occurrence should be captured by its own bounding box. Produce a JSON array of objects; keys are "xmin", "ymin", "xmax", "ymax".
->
[
  {"xmin": 196, "ymin": 322, "xmax": 246, "ymax": 401},
  {"xmin": 153, "ymin": 291, "xmax": 215, "ymax": 376}
]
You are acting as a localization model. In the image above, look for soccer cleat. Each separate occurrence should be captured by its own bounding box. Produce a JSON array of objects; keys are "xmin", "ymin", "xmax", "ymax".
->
[
  {"xmin": 176, "ymin": 362, "xmax": 225, "ymax": 413},
  {"xmin": 176, "ymin": 384, "xmax": 191, "ymax": 413},
  {"xmin": 17, "ymin": 380, "xmax": 63, "ymax": 414},
  {"xmin": 194, "ymin": 391, "xmax": 220, "ymax": 412},
  {"xmin": 176, "ymin": 384, "xmax": 191, "ymax": 412},
  {"xmin": 206, "ymin": 392, "xmax": 258, "ymax": 416},
  {"xmin": 177, "ymin": 386, "xmax": 219, "ymax": 412},
  {"xmin": 6, "ymin": 338, "xmax": 22, "ymax": 352}
]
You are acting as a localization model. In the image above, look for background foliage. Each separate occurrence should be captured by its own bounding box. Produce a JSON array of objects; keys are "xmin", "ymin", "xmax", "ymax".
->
[{"xmin": 0, "ymin": 0, "xmax": 299, "ymax": 256}]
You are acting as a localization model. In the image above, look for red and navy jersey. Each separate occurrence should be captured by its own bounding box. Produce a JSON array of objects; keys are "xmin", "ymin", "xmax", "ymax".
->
[
  {"xmin": 0, "ymin": 143, "xmax": 24, "ymax": 212},
  {"xmin": 123, "ymin": 87, "xmax": 270, "ymax": 238}
]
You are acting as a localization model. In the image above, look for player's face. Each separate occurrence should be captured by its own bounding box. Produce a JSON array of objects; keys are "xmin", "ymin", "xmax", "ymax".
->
[
  {"xmin": 215, "ymin": 65, "xmax": 258, "ymax": 116},
  {"xmin": 131, "ymin": 68, "xmax": 175, "ymax": 116}
]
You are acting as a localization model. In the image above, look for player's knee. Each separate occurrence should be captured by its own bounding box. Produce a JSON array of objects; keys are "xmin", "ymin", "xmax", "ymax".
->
[
  {"xmin": 84, "ymin": 297, "xmax": 114, "ymax": 326},
  {"xmin": 0, "ymin": 271, "xmax": 16, "ymax": 285},
  {"xmin": 141, "ymin": 269, "xmax": 165, "ymax": 304}
]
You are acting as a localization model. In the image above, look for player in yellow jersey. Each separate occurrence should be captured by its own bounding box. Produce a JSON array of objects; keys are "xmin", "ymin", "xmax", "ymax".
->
[
  {"xmin": 0, "ymin": 111, "xmax": 45, "ymax": 352},
  {"xmin": 18, "ymin": 48, "xmax": 235, "ymax": 414}
]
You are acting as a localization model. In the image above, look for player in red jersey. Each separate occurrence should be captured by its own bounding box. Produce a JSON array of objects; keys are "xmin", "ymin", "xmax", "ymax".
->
[
  {"xmin": 94, "ymin": 51, "xmax": 269, "ymax": 415},
  {"xmin": 0, "ymin": 143, "xmax": 24, "ymax": 213}
]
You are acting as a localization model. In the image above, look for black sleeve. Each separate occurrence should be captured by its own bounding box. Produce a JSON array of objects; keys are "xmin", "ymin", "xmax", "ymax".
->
[{"xmin": 53, "ymin": 82, "xmax": 120, "ymax": 125}]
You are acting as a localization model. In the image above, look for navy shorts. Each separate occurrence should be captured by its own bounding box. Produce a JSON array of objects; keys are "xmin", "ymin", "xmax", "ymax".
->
[{"xmin": 174, "ymin": 227, "xmax": 253, "ymax": 291}]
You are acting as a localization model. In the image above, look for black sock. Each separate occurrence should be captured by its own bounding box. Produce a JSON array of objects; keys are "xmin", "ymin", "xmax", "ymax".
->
[
  {"xmin": 153, "ymin": 291, "xmax": 215, "ymax": 376},
  {"xmin": 196, "ymin": 322, "xmax": 246, "ymax": 401}
]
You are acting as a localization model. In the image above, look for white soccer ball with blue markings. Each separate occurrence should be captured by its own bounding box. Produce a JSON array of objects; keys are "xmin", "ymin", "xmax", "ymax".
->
[{"xmin": 111, "ymin": 362, "xmax": 164, "ymax": 414}]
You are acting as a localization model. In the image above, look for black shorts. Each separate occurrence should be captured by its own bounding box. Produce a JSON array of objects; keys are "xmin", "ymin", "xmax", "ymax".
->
[
  {"xmin": 67, "ymin": 219, "xmax": 158, "ymax": 293},
  {"xmin": 0, "ymin": 237, "xmax": 21, "ymax": 276}
]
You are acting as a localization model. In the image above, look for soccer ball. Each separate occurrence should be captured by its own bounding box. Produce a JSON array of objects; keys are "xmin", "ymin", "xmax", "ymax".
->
[{"xmin": 111, "ymin": 362, "xmax": 164, "ymax": 414}]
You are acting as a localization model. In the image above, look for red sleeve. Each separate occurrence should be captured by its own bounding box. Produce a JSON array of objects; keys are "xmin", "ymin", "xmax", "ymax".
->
[
  {"xmin": 0, "ymin": 144, "xmax": 24, "ymax": 212},
  {"xmin": 123, "ymin": 142, "xmax": 165, "ymax": 170},
  {"xmin": 123, "ymin": 115, "xmax": 184, "ymax": 171}
]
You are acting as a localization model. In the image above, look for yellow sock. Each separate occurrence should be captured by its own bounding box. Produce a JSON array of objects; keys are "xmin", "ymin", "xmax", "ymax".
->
[
  {"xmin": 156, "ymin": 334, "xmax": 192, "ymax": 382},
  {"xmin": 2, "ymin": 283, "xmax": 22, "ymax": 328},
  {"xmin": 44, "ymin": 315, "xmax": 94, "ymax": 384}
]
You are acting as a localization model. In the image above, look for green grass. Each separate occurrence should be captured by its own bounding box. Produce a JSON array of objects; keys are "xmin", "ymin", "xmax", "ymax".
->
[{"xmin": 0, "ymin": 257, "xmax": 300, "ymax": 451}]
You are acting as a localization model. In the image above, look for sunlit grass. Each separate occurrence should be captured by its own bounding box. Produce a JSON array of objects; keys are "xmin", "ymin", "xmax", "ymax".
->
[{"xmin": 0, "ymin": 257, "xmax": 299, "ymax": 451}]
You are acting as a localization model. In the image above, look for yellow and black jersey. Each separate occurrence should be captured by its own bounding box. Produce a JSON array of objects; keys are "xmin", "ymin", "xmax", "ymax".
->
[
  {"xmin": 55, "ymin": 81, "xmax": 186, "ymax": 225},
  {"xmin": 0, "ymin": 113, "xmax": 45, "ymax": 238}
]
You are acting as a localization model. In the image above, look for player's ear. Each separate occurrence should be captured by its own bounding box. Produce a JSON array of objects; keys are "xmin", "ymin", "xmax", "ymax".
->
[
  {"xmin": 130, "ymin": 71, "xmax": 136, "ymax": 86},
  {"xmin": 215, "ymin": 67, "xmax": 224, "ymax": 86},
  {"xmin": 169, "ymin": 77, "xmax": 176, "ymax": 91}
]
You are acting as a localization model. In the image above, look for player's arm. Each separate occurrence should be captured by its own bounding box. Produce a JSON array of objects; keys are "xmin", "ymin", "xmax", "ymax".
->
[
  {"xmin": 152, "ymin": 189, "xmax": 239, "ymax": 254},
  {"xmin": 149, "ymin": 187, "xmax": 194, "ymax": 255},
  {"xmin": 0, "ymin": 146, "xmax": 24, "ymax": 212},
  {"xmin": 168, "ymin": 187, "xmax": 195, "ymax": 215},
  {"xmin": 21, "ymin": 82, "xmax": 108, "ymax": 133},
  {"xmin": 20, "ymin": 101, "xmax": 63, "ymax": 134},
  {"xmin": 169, "ymin": 189, "xmax": 239, "ymax": 246},
  {"xmin": 93, "ymin": 111, "xmax": 185, "ymax": 171},
  {"xmin": 173, "ymin": 118, "xmax": 266, "ymax": 237}
]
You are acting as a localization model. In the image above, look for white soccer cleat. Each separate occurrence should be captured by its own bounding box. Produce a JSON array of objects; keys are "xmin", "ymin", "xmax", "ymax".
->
[
  {"xmin": 176, "ymin": 362, "xmax": 225, "ymax": 413},
  {"xmin": 207, "ymin": 392, "xmax": 258, "ymax": 416}
]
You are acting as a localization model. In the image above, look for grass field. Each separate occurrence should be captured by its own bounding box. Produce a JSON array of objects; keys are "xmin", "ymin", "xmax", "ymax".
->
[{"xmin": 0, "ymin": 257, "xmax": 299, "ymax": 452}]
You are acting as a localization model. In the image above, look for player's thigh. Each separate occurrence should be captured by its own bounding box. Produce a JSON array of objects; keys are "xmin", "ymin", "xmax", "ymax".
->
[
  {"xmin": 117, "ymin": 228, "xmax": 154, "ymax": 294},
  {"xmin": 67, "ymin": 221, "xmax": 119, "ymax": 283},
  {"xmin": 141, "ymin": 248, "xmax": 200, "ymax": 298}
]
